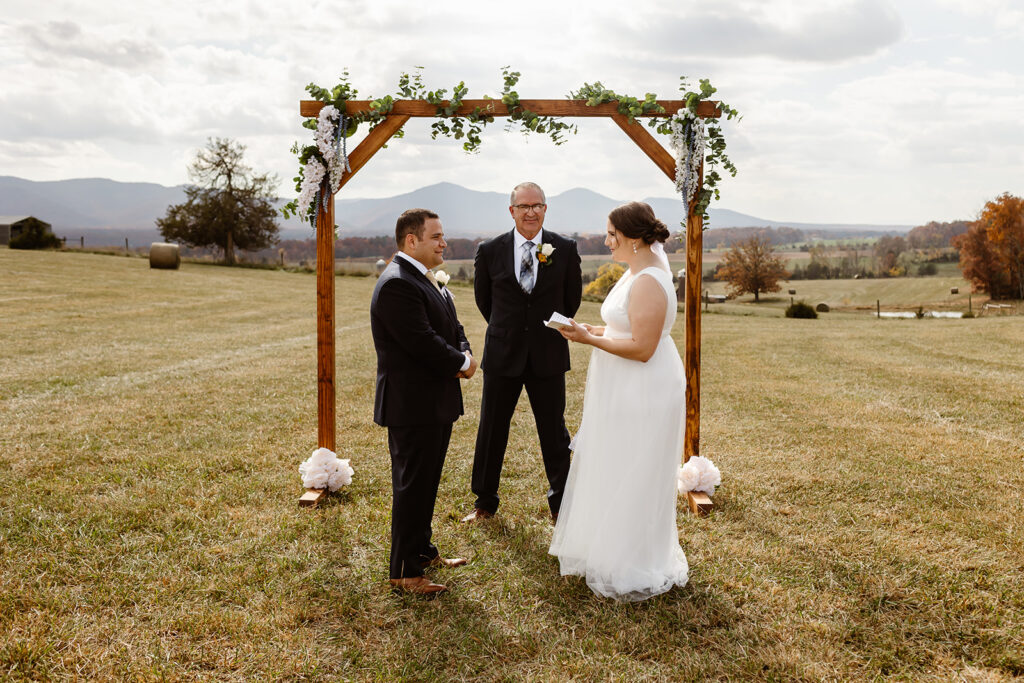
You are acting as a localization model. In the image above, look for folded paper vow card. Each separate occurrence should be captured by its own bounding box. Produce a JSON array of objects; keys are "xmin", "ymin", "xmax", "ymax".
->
[{"xmin": 543, "ymin": 312, "xmax": 573, "ymax": 330}]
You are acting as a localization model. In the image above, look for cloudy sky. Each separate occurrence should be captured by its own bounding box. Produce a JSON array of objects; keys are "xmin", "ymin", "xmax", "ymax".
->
[{"xmin": 1, "ymin": 0, "xmax": 1022, "ymax": 225}]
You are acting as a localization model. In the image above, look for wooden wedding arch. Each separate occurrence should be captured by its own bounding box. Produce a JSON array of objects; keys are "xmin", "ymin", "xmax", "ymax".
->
[{"xmin": 298, "ymin": 97, "xmax": 720, "ymax": 515}]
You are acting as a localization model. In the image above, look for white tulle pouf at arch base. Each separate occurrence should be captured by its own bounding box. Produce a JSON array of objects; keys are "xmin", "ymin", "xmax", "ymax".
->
[
  {"xmin": 298, "ymin": 448, "xmax": 353, "ymax": 507},
  {"xmin": 677, "ymin": 455, "xmax": 721, "ymax": 516}
]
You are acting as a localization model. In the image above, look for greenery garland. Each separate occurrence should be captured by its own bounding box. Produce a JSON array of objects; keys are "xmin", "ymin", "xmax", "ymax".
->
[
  {"xmin": 570, "ymin": 78, "xmax": 740, "ymax": 223},
  {"xmin": 284, "ymin": 70, "xmax": 739, "ymax": 229}
]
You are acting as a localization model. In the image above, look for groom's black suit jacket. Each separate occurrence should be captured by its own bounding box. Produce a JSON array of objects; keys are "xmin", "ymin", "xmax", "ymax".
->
[
  {"xmin": 474, "ymin": 230, "xmax": 582, "ymax": 377},
  {"xmin": 371, "ymin": 256, "xmax": 471, "ymax": 427}
]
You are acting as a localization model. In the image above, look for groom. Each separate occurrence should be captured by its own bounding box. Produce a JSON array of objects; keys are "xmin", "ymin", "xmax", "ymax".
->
[
  {"xmin": 462, "ymin": 182, "xmax": 583, "ymax": 523},
  {"xmin": 371, "ymin": 208, "xmax": 477, "ymax": 595}
]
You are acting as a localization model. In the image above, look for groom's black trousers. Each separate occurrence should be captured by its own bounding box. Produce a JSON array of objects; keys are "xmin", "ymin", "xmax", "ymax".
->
[
  {"xmin": 387, "ymin": 423, "xmax": 451, "ymax": 579},
  {"xmin": 471, "ymin": 370, "xmax": 572, "ymax": 516}
]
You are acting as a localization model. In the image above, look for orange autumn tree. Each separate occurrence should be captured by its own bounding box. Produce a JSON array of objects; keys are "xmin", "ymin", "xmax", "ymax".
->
[
  {"xmin": 954, "ymin": 193, "xmax": 1024, "ymax": 300},
  {"xmin": 715, "ymin": 236, "xmax": 790, "ymax": 302}
]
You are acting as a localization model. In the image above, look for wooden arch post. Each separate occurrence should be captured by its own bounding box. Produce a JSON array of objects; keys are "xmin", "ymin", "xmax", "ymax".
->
[{"xmin": 298, "ymin": 99, "xmax": 719, "ymax": 514}]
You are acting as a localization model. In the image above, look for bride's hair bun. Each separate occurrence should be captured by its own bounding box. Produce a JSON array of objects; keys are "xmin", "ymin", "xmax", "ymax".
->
[{"xmin": 608, "ymin": 201, "xmax": 670, "ymax": 244}]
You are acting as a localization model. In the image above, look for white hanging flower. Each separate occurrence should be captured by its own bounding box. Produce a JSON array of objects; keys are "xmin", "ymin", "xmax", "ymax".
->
[
  {"xmin": 315, "ymin": 106, "xmax": 337, "ymax": 157},
  {"xmin": 299, "ymin": 447, "xmax": 354, "ymax": 492},
  {"xmin": 434, "ymin": 269, "xmax": 450, "ymax": 286},
  {"xmin": 297, "ymin": 157, "xmax": 326, "ymax": 218},
  {"xmin": 312, "ymin": 104, "xmax": 349, "ymax": 196},
  {"xmin": 668, "ymin": 111, "xmax": 705, "ymax": 214},
  {"xmin": 677, "ymin": 455, "xmax": 721, "ymax": 496}
]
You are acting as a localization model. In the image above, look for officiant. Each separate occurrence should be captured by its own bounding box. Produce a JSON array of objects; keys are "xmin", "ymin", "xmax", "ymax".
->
[{"xmin": 462, "ymin": 182, "xmax": 583, "ymax": 524}]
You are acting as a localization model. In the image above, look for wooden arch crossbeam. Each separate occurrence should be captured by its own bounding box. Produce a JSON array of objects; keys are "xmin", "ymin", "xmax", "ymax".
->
[{"xmin": 298, "ymin": 98, "xmax": 719, "ymax": 516}]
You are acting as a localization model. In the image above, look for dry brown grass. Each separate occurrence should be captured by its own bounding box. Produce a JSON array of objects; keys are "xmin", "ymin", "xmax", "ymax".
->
[{"xmin": 2, "ymin": 247, "xmax": 1023, "ymax": 680}]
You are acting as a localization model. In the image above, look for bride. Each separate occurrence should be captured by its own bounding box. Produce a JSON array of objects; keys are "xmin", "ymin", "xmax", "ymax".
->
[{"xmin": 549, "ymin": 201, "xmax": 688, "ymax": 602}]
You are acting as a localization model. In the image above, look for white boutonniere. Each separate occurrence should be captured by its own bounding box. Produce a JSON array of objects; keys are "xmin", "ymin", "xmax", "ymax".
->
[
  {"xmin": 434, "ymin": 269, "xmax": 450, "ymax": 286},
  {"xmin": 537, "ymin": 242, "xmax": 555, "ymax": 267}
]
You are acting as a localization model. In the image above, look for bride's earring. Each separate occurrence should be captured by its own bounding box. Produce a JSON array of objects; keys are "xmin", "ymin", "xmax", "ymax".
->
[{"xmin": 632, "ymin": 241, "xmax": 638, "ymax": 254}]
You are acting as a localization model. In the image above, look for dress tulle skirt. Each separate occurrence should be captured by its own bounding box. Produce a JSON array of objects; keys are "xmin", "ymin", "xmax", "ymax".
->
[{"xmin": 549, "ymin": 333, "xmax": 689, "ymax": 602}]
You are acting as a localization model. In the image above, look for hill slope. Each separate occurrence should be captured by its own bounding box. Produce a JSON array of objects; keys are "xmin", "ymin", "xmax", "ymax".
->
[{"xmin": 0, "ymin": 176, "xmax": 913, "ymax": 244}]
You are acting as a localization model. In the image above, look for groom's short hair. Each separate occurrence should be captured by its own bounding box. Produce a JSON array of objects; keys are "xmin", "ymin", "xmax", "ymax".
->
[
  {"xmin": 510, "ymin": 182, "xmax": 546, "ymax": 206},
  {"xmin": 395, "ymin": 209, "xmax": 439, "ymax": 247}
]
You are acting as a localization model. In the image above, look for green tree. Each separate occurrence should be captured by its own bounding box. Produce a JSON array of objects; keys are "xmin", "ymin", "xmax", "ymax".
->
[
  {"xmin": 715, "ymin": 237, "xmax": 789, "ymax": 302},
  {"xmin": 157, "ymin": 138, "xmax": 280, "ymax": 264}
]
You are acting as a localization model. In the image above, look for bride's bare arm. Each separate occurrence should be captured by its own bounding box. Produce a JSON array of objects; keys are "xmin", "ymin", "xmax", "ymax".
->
[{"xmin": 559, "ymin": 275, "xmax": 666, "ymax": 362}]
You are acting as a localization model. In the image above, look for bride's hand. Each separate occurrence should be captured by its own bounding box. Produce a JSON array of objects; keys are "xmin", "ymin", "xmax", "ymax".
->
[
  {"xmin": 578, "ymin": 322, "xmax": 603, "ymax": 336},
  {"xmin": 559, "ymin": 320, "xmax": 592, "ymax": 344}
]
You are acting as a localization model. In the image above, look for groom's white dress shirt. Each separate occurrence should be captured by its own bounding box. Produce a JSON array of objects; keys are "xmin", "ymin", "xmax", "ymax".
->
[
  {"xmin": 513, "ymin": 228, "xmax": 543, "ymax": 282},
  {"xmin": 395, "ymin": 251, "xmax": 471, "ymax": 372}
]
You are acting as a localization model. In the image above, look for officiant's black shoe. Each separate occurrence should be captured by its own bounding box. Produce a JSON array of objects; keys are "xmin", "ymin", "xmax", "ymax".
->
[
  {"xmin": 551, "ymin": 513, "xmax": 558, "ymax": 525},
  {"xmin": 427, "ymin": 555, "xmax": 468, "ymax": 569},
  {"xmin": 389, "ymin": 576, "xmax": 448, "ymax": 595},
  {"xmin": 461, "ymin": 508, "xmax": 494, "ymax": 523}
]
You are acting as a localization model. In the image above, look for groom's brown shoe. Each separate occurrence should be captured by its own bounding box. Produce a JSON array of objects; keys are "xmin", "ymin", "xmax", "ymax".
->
[
  {"xmin": 389, "ymin": 576, "xmax": 448, "ymax": 595},
  {"xmin": 461, "ymin": 508, "xmax": 494, "ymax": 523},
  {"xmin": 427, "ymin": 555, "xmax": 468, "ymax": 569}
]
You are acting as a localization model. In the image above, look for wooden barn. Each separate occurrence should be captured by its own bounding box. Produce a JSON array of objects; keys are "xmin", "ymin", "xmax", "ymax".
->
[{"xmin": 0, "ymin": 216, "xmax": 53, "ymax": 245}]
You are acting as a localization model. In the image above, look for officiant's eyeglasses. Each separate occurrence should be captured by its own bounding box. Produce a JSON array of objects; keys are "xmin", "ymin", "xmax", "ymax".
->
[{"xmin": 513, "ymin": 203, "xmax": 546, "ymax": 212}]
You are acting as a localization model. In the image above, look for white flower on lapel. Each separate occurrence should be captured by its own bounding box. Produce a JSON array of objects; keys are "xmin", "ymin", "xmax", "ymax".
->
[
  {"xmin": 537, "ymin": 243, "xmax": 555, "ymax": 266},
  {"xmin": 434, "ymin": 269, "xmax": 450, "ymax": 286}
]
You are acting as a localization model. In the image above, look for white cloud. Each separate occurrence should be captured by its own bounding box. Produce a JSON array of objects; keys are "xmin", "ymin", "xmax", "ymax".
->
[
  {"xmin": 592, "ymin": 0, "xmax": 903, "ymax": 63},
  {"xmin": 21, "ymin": 20, "xmax": 165, "ymax": 67},
  {"xmin": 0, "ymin": 0, "xmax": 1021, "ymax": 224}
]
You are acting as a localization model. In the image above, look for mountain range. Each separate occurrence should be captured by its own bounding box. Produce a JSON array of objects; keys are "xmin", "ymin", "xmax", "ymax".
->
[{"xmin": 0, "ymin": 176, "xmax": 913, "ymax": 245}]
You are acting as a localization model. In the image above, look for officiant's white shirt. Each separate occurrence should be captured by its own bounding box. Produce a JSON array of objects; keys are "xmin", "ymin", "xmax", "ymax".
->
[
  {"xmin": 513, "ymin": 228, "xmax": 543, "ymax": 282},
  {"xmin": 394, "ymin": 251, "xmax": 470, "ymax": 372}
]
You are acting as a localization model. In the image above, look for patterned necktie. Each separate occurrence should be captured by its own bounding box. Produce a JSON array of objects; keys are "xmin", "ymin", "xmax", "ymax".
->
[{"xmin": 519, "ymin": 241, "xmax": 535, "ymax": 293}]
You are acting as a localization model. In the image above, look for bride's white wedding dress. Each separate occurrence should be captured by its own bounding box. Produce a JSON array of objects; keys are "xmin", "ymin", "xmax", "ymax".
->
[{"xmin": 549, "ymin": 265, "xmax": 688, "ymax": 602}]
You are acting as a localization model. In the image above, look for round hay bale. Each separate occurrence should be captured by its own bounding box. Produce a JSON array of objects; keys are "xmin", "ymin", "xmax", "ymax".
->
[
  {"xmin": 815, "ymin": 302, "xmax": 830, "ymax": 313},
  {"xmin": 375, "ymin": 258, "xmax": 387, "ymax": 274},
  {"xmin": 149, "ymin": 242, "xmax": 180, "ymax": 269},
  {"xmin": 950, "ymin": 287, "xmax": 959, "ymax": 294},
  {"xmin": 788, "ymin": 289, "xmax": 796, "ymax": 295}
]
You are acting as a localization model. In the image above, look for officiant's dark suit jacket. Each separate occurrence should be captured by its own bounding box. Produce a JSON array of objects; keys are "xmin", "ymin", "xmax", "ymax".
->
[
  {"xmin": 474, "ymin": 230, "xmax": 582, "ymax": 377},
  {"xmin": 371, "ymin": 256, "xmax": 471, "ymax": 427},
  {"xmin": 470, "ymin": 229, "xmax": 582, "ymax": 516},
  {"xmin": 371, "ymin": 255, "xmax": 471, "ymax": 579}
]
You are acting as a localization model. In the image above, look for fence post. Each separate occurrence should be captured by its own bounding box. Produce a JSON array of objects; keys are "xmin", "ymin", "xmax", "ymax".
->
[
  {"xmin": 80, "ymin": 236, "xmax": 84, "ymax": 248},
  {"xmin": 876, "ymin": 299, "xmax": 880, "ymax": 318}
]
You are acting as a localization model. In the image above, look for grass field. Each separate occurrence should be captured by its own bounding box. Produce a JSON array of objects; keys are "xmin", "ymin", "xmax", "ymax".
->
[
  {"xmin": 701, "ymin": 275, "xmax": 989, "ymax": 316},
  {"xmin": 3, "ymin": 248, "xmax": 1023, "ymax": 680}
]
